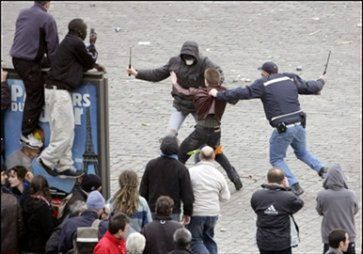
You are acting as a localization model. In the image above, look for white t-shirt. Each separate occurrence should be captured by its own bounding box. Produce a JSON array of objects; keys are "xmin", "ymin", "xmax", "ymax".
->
[{"xmin": 188, "ymin": 161, "xmax": 230, "ymax": 216}]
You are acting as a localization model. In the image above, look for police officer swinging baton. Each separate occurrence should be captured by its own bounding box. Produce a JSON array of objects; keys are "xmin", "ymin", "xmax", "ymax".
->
[
  {"xmin": 128, "ymin": 47, "xmax": 132, "ymax": 76},
  {"xmin": 322, "ymin": 50, "xmax": 331, "ymax": 75}
]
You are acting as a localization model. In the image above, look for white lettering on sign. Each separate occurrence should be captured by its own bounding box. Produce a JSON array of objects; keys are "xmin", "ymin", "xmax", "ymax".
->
[{"xmin": 9, "ymin": 85, "xmax": 91, "ymax": 126}]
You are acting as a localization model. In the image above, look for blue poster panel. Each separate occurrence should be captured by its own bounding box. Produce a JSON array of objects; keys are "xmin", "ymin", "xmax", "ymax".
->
[{"xmin": 3, "ymin": 79, "xmax": 100, "ymax": 192}]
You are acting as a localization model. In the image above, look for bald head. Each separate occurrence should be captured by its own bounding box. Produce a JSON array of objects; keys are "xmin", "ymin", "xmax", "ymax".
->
[
  {"xmin": 267, "ymin": 168, "xmax": 285, "ymax": 184},
  {"xmin": 199, "ymin": 146, "xmax": 215, "ymax": 161}
]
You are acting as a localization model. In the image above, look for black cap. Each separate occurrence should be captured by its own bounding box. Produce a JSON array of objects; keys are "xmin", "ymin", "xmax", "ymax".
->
[
  {"xmin": 81, "ymin": 174, "xmax": 102, "ymax": 193},
  {"xmin": 259, "ymin": 61, "xmax": 278, "ymax": 74},
  {"xmin": 160, "ymin": 136, "xmax": 179, "ymax": 155}
]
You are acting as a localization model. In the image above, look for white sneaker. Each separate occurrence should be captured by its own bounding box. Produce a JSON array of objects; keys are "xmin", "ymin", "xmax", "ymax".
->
[{"xmin": 20, "ymin": 133, "xmax": 43, "ymax": 148}]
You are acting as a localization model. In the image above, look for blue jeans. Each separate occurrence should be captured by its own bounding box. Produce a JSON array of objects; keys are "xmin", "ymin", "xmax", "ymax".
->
[
  {"xmin": 168, "ymin": 106, "xmax": 197, "ymax": 136},
  {"xmin": 187, "ymin": 216, "xmax": 218, "ymax": 254},
  {"xmin": 269, "ymin": 125, "xmax": 324, "ymax": 186}
]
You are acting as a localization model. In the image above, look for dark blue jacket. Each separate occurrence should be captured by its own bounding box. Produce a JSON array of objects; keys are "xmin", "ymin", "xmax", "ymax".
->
[
  {"xmin": 251, "ymin": 184, "xmax": 304, "ymax": 251},
  {"xmin": 10, "ymin": 3, "xmax": 59, "ymax": 63},
  {"xmin": 216, "ymin": 73, "xmax": 325, "ymax": 127},
  {"xmin": 58, "ymin": 209, "xmax": 99, "ymax": 253}
]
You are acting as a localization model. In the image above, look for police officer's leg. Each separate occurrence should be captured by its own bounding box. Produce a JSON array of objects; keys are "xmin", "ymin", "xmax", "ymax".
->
[
  {"xmin": 269, "ymin": 129, "xmax": 297, "ymax": 186},
  {"xmin": 178, "ymin": 127, "xmax": 205, "ymax": 164},
  {"xmin": 167, "ymin": 106, "xmax": 189, "ymax": 136},
  {"xmin": 290, "ymin": 125, "xmax": 325, "ymax": 174}
]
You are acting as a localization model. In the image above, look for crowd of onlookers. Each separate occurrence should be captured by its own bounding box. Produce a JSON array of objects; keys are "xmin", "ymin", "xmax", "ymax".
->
[{"xmin": 1, "ymin": 135, "xmax": 359, "ymax": 254}]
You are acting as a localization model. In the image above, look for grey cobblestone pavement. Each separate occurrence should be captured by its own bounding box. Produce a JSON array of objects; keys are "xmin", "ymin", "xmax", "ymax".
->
[{"xmin": 1, "ymin": 1, "xmax": 362, "ymax": 253}]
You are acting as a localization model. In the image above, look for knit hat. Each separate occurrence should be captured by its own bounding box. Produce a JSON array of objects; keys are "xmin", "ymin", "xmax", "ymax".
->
[
  {"xmin": 160, "ymin": 135, "xmax": 179, "ymax": 155},
  {"xmin": 86, "ymin": 190, "xmax": 105, "ymax": 210},
  {"xmin": 81, "ymin": 174, "xmax": 102, "ymax": 193}
]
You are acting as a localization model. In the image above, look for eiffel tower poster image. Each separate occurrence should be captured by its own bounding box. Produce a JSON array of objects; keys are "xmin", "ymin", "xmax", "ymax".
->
[{"xmin": 82, "ymin": 106, "xmax": 99, "ymax": 176}]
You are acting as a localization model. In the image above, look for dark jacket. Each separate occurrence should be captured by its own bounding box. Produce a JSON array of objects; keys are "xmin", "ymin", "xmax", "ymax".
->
[
  {"xmin": 21, "ymin": 194, "xmax": 56, "ymax": 253},
  {"xmin": 1, "ymin": 191, "xmax": 23, "ymax": 253},
  {"xmin": 10, "ymin": 180, "xmax": 30, "ymax": 207},
  {"xmin": 316, "ymin": 164, "xmax": 358, "ymax": 243},
  {"xmin": 58, "ymin": 209, "xmax": 99, "ymax": 253},
  {"xmin": 168, "ymin": 249, "xmax": 192, "ymax": 254},
  {"xmin": 141, "ymin": 215, "xmax": 183, "ymax": 254},
  {"xmin": 173, "ymin": 82, "xmax": 238, "ymax": 125},
  {"xmin": 140, "ymin": 156, "xmax": 194, "ymax": 216},
  {"xmin": 250, "ymin": 184, "xmax": 304, "ymax": 251},
  {"xmin": 10, "ymin": 3, "xmax": 59, "ymax": 63},
  {"xmin": 47, "ymin": 33, "xmax": 97, "ymax": 91},
  {"xmin": 1, "ymin": 81, "xmax": 11, "ymax": 111},
  {"xmin": 136, "ymin": 41, "xmax": 224, "ymax": 113},
  {"xmin": 216, "ymin": 73, "xmax": 325, "ymax": 127}
]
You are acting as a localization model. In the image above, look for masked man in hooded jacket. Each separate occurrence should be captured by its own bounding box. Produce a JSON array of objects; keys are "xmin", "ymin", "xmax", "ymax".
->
[
  {"xmin": 316, "ymin": 164, "xmax": 359, "ymax": 254},
  {"xmin": 127, "ymin": 41, "xmax": 224, "ymax": 137}
]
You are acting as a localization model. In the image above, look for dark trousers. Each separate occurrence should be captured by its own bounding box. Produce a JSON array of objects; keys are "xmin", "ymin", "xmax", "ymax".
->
[
  {"xmin": 12, "ymin": 58, "xmax": 44, "ymax": 136},
  {"xmin": 178, "ymin": 125, "xmax": 240, "ymax": 183},
  {"xmin": 324, "ymin": 242, "xmax": 356, "ymax": 254},
  {"xmin": 259, "ymin": 248, "xmax": 292, "ymax": 254}
]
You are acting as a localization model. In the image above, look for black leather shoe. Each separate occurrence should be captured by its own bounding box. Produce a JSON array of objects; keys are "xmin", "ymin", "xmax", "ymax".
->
[
  {"xmin": 290, "ymin": 183, "xmax": 304, "ymax": 196},
  {"xmin": 38, "ymin": 157, "xmax": 58, "ymax": 177}
]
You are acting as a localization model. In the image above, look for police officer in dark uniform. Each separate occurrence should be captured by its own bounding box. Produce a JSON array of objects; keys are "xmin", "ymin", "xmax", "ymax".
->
[{"xmin": 209, "ymin": 62, "xmax": 328, "ymax": 195}]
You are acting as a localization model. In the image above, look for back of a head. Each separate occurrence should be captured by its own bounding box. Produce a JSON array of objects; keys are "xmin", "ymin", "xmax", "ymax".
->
[
  {"xmin": 328, "ymin": 229, "xmax": 347, "ymax": 249},
  {"xmin": 30, "ymin": 175, "xmax": 49, "ymax": 197},
  {"xmin": 155, "ymin": 195, "xmax": 174, "ymax": 216},
  {"xmin": 173, "ymin": 227, "xmax": 192, "ymax": 249},
  {"xmin": 81, "ymin": 174, "xmax": 102, "ymax": 193},
  {"xmin": 69, "ymin": 200, "xmax": 87, "ymax": 217},
  {"xmin": 261, "ymin": 61, "xmax": 278, "ymax": 74},
  {"xmin": 114, "ymin": 170, "xmax": 139, "ymax": 216},
  {"xmin": 199, "ymin": 146, "xmax": 215, "ymax": 161},
  {"xmin": 126, "ymin": 232, "xmax": 146, "ymax": 254},
  {"xmin": 160, "ymin": 135, "xmax": 179, "ymax": 155},
  {"xmin": 108, "ymin": 212, "xmax": 129, "ymax": 234},
  {"xmin": 267, "ymin": 168, "xmax": 285, "ymax": 184},
  {"xmin": 68, "ymin": 18, "xmax": 86, "ymax": 35},
  {"xmin": 204, "ymin": 68, "xmax": 220, "ymax": 87},
  {"xmin": 86, "ymin": 190, "xmax": 105, "ymax": 210},
  {"xmin": 34, "ymin": 1, "xmax": 50, "ymax": 5}
]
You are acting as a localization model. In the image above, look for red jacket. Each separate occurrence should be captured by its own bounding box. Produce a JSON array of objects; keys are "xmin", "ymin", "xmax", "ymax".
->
[{"xmin": 93, "ymin": 231, "xmax": 126, "ymax": 254}]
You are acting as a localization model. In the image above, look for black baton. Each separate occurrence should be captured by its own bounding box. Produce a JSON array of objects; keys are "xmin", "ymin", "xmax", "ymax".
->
[
  {"xmin": 323, "ymin": 50, "xmax": 331, "ymax": 75},
  {"xmin": 128, "ymin": 47, "xmax": 132, "ymax": 76}
]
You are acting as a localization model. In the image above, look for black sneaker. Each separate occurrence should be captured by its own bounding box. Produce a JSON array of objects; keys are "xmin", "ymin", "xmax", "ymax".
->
[
  {"xmin": 318, "ymin": 167, "xmax": 328, "ymax": 179},
  {"xmin": 233, "ymin": 177, "xmax": 243, "ymax": 191},
  {"xmin": 38, "ymin": 157, "xmax": 58, "ymax": 177},
  {"xmin": 56, "ymin": 169, "xmax": 85, "ymax": 179},
  {"xmin": 290, "ymin": 183, "xmax": 304, "ymax": 196}
]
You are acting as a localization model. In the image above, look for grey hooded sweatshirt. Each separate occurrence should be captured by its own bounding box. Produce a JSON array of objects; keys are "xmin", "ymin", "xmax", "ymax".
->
[
  {"xmin": 316, "ymin": 164, "xmax": 358, "ymax": 243},
  {"xmin": 136, "ymin": 41, "xmax": 224, "ymax": 113}
]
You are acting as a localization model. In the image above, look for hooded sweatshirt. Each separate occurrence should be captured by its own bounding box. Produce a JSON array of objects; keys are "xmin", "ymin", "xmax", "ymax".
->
[
  {"xmin": 136, "ymin": 41, "xmax": 224, "ymax": 113},
  {"xmin": 316, "ymin": 164, "xmax": 358, "ymax": 243}
]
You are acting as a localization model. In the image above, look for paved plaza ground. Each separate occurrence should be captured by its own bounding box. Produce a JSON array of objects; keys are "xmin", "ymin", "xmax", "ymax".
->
[{"xmin": 1, "ymin": 1, "xmax": 362, "ymax": 253}]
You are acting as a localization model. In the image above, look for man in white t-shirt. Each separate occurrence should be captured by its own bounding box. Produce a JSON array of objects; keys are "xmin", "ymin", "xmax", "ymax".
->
[{"xmin": 186, "ymin": 146, "xmax": 230, "ymax": 254}]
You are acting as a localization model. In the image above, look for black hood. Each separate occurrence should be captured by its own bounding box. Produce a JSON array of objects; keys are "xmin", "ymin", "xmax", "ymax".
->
[{"xmin": 180, "ymin": 41, "xmax": 200, "ymax": 62}]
